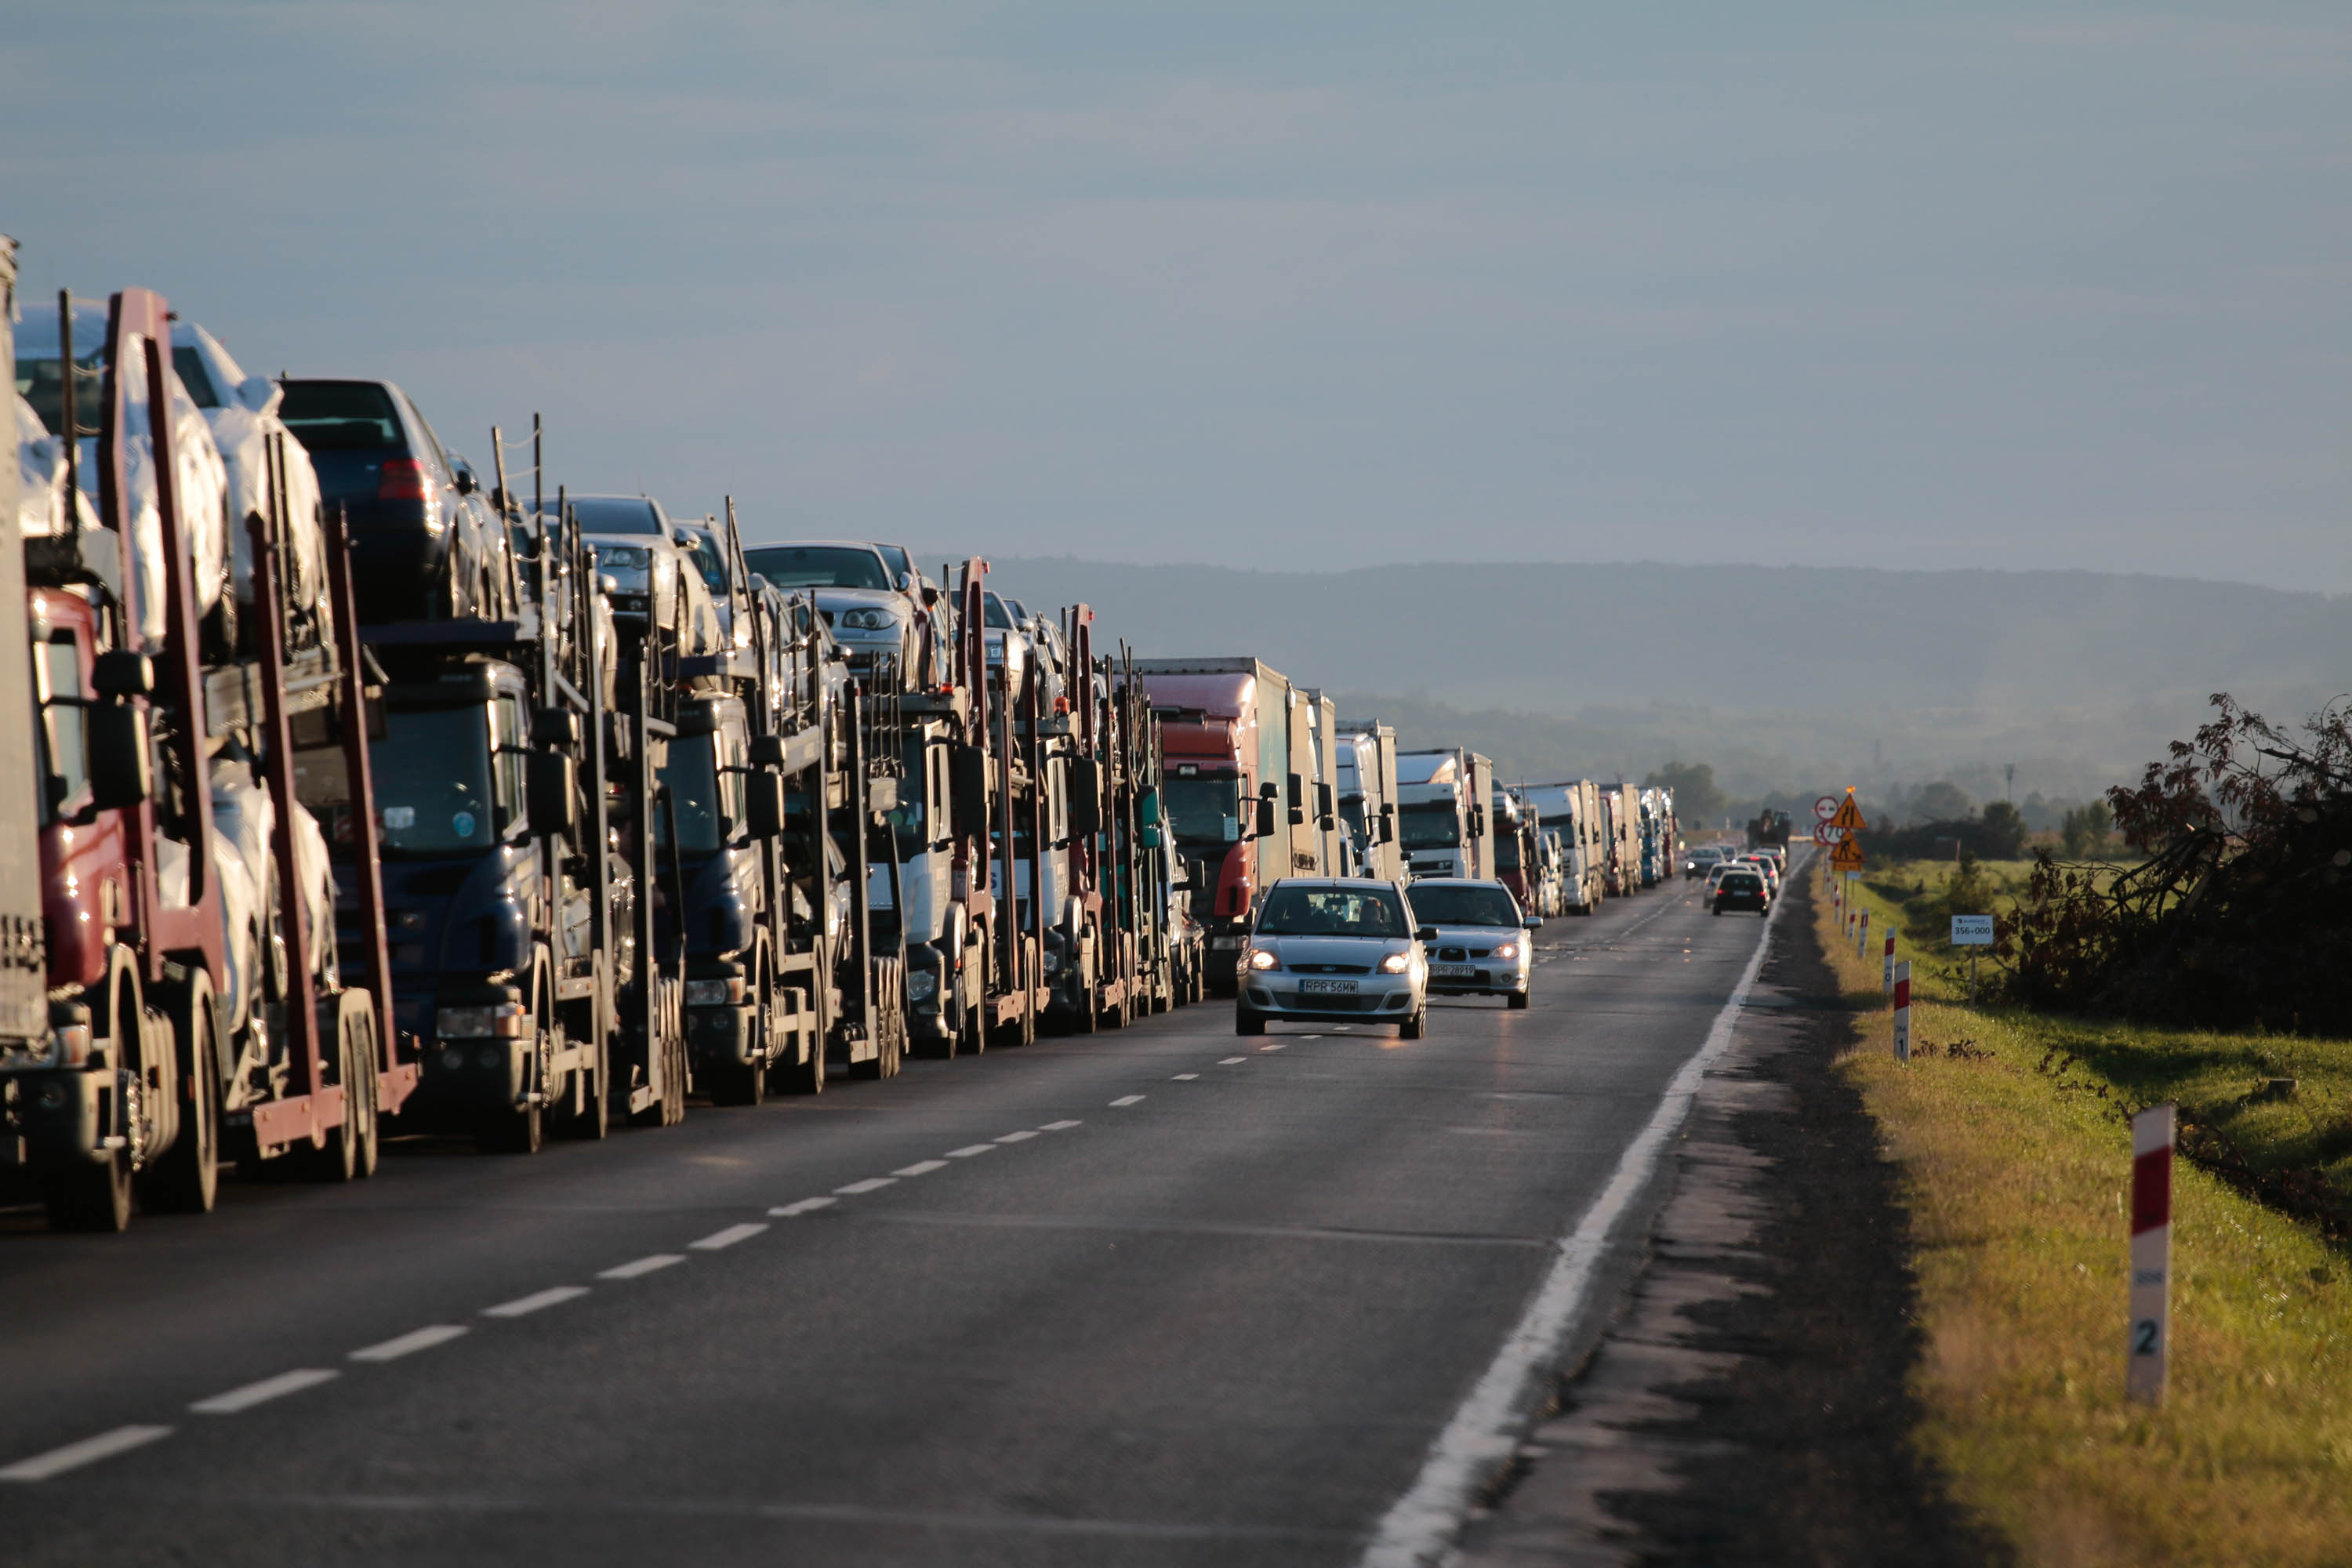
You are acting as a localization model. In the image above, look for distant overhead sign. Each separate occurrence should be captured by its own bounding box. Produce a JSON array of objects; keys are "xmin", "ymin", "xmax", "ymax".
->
[{"xmin": 1951, "ymin": 915, "xmax": 1995, "ymax": 946}]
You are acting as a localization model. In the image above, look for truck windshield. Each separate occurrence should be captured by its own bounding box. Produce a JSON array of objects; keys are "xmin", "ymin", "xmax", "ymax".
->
[
  {"xmin": 1399, "ymin": 803, "xmax": 1461, "ymax": 849},
  {"xmin": 1407, "ymin": 884, "xmax": 1523, "ymax": 927},
  {"xmin": 742, "ymin": 546, "xmax": 889, "ymax": 590},
  {"xmin": 372, "ymin": 707, "xmax": 494, "ymax": 853},
  {"xmin": 1163, "ymin": 776, "xmax": 1240, "ymax": 844},
  {"xmin": 1495, "ymin": 835, "xmax": 1522, "ymax": 872},
  {"xmin": 655, "ymin": 733, "xmax": 726, "ymax": 855},
  {"xmin": 1254, "ymin": 886, "xmax": 1405, "ymax": 938}
]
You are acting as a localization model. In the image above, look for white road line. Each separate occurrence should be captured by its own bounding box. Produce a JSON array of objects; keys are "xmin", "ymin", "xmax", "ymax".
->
[
  {"xmin": 597, "ymin": 1254, "xmax": 686, "ymax": 1281},
  {"xmin": 994, "ymin": 1130, "xmax": 1039, "ymax": 1144},
  {"xmin": 833, "ymin": 1178, "xmax": 897, "ymax": 1196},
  {"xmin": 945, "ymin": 1144, "xmax": 995, "ymax": 1158},
  {"xmin": 350, "ymin": 1324, "xmax": 469, "ymax": 1363},
  {"xmin": 481, "ymin": 1286, "xmax": 590, "ymax": 1319},
  {"xmin": 770, "ymin": 1197, "xmax": 837, "ymax": 1217},
  {"xmin": 1359, "ymin": 896, "xmax": 1782, "ymax": 1568},
  {"xmin": 1109, "ymin": 1095, "xmax": 1145, "ymax": 1107},
  {"xmin": 1219, "ymin": 1056, "xmax": 1247, "ymax": 1065},
  {"xmin": 691, "ymin": 1222, "xmax": 771, "ymax": 1249},
  {"xmin": 1171, "ymin": 1073, "xmax": 1199, "ymax": 1081},
  {"xmin": 0, "ymin": 1425, "xmax": 173, "ymax": 1483},
  {"xmin": 892, "ymin": 1160, "xmax": 949, "ymax": 1177},
  {"xmin": 1038, "ymin": 1120, "xmax": 1082, "ymax": 1131},
  {"xmin": 1259, "ymin": 1043, "xmax": 1287, "ymax": 1051},
  {"xmin": 189, "ymin": 1368, "xmax": 339, "ymax": 1415}
]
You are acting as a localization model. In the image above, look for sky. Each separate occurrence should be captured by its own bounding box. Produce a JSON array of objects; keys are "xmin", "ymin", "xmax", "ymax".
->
[{"xmin": 5, "ymin": 2, "xmax": 2348, "ymax": 590}]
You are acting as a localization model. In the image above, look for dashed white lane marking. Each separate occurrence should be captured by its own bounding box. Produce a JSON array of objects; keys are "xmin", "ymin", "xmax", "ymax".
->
[
  {"xmin": 995, "ymin": 1130, "xmax": 1039, "ymax": 1144},
  {"xmin": 1039, "ymin": 1120, "xmax": 1082, "ymax": 1131},
  {"xmin": 189, "ymin": 1368, "xmax": 339, "ymax": 1414},
  {"xmin": 1260, "ymin": 1043, "xmax": 1287, "ymax": 1051},
  {"xmin": 1172, "ymin": 1073, "xmax": 1199, "ymax": 1081},
  {"xmin": 598, "ymin": 1254, "xmax": 686, "ymax": 1281},
  {"xmin": 0, "ymin": 1425, "xmax": 173, "ymax": 1483},
  {"xmin": 1109, "ymin": 1095, "xmax": 1145, "ymax": 1107},
  {"xmin": 691, "ymin": 1223, "xmax": 771, "ymax": 1250},
  {"xmin": 770, "ymin": 1197, "xmax": 837, "ymax": 1217},
  {"xmin": 350, "ymin": 1324, "xmax": 469, "ymax": 1362},
  {"xmin": 482, "ymin": 1286, "xmax": 590, "ymax": 1319},
  {"xmin": 893, "ymin": 1160, "xmax": 949, "ymax": 1177},
  {"xmin": 946, "ymin": 1144, "xmax": 995, "ymax": 1158},
  {"xmin": 833, "ymin": 1177, "xmax": 897, "ymax": 1196},
  {"xmin": 1219, "ymin": 1056, "xmax": 1247, "ymax": 1065}
]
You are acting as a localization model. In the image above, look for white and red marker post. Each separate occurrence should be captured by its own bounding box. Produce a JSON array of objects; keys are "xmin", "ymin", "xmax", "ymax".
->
[
  {"xmin": 1882, "ymin": 930, "xmax": 1896, "ymax": 995},
  {"xmin": 1893, "ymin": 961, "xmax": 1911, "ymax": 1062},
  {"xmin": 2129, "ymin": 1103, "xmax": 2175, "ymax": 1405}
]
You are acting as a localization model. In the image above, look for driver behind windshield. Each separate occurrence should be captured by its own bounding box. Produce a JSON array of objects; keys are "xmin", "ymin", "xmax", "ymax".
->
[{"xmin": 1254, "ymin": 887, "xmax": 1406, "ymax": 938}]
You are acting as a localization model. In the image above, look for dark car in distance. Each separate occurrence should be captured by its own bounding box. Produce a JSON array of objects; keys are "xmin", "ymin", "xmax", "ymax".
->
[
  {"xmin": 1712, "ymin": 867, "xmax": 1771, "ymax": 916},
  {"xmin": 278, "ymin": 378, "xmax": 510, "ymax": 626}
]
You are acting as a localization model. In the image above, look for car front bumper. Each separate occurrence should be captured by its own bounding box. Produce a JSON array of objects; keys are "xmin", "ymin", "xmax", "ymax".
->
[{"xmin": 1239, "ymin": 973, "xmax": 1419, "ymax": 1019}]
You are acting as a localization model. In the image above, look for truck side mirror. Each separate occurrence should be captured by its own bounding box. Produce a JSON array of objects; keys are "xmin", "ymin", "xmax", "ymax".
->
[
  {"xmin": 1380, "ymin": 803, "xmax": 1396, "ymax": 844},
  {"xmin": 531, "ymin": 707, "xmax": 582, "ymax": 750},
  {"xmin": 950, "ymin": 742, "xmax": 989, "ymax": 837},
  {"xmin": 1287, "ymin": 772, "xmax": 1304, "ymax": 826},
  {"xmin": 748, "ymin": 734, "xmax": 787, "ymax": 768},
  {"xmin": 746, "ymin": 770, "xmax": 786, "ymax": 840},
  {"xmin": 1065, "ymin": 758, "xmax": 1102, "ymax": 836},
  {"xmin": 1254, "ymin": 787, "xmax": 1278, "ymax": 841},
  {"xmin": 527, "ymin": 752, "xmax": 579, "ymax": 839},
  {"xmin": 91, "ymin": 651, "xmax": 154, "ymax": 699},
  {"xmin": 1316, "ymin": 781, "xmax": 1334, "ymax": 826},
  {"xmin": 89, "ymin": 703, "xmax": 151, "ymax": 811}
]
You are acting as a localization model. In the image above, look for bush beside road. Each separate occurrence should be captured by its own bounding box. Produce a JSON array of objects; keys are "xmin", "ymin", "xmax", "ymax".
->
[{"xmin": 1820, "ymin": 862, "xmax": 2352, "ymax": 1566}]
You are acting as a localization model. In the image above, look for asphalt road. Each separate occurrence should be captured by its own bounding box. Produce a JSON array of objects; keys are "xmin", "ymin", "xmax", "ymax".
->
[{"xmin": 0, "ymin": 877, "xmax": 1773, "ymax": 1566}]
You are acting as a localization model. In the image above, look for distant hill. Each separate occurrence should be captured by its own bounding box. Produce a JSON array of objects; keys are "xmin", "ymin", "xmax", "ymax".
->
[{"xmin": 931, "ymin": 557, "xmax": 2352, "ymax": 803}]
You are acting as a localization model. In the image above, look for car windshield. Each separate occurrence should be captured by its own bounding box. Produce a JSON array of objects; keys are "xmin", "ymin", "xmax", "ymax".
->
[
  {"xmin": 742, "ymin": 545, "xmax": 890, "ymax": 590},
  {"xmin": 170, "ymin": 347, "xmax": 221, "ymax": 408},
  {"xmin": 983, "ymin": 593, "xmax": 1014, "ymax": 630},
  {"xmin": 875, "ymin": 543, "xmax": 912, "ymax": 580},
  {"xmin": 1399, "ymin": 803, "xmax": 1459, "ymax": 848},
  {"xmin": 654, "ymin": 732, "xmax": 725, "ymax": 855},
  {"xmin": 280, "ymin": 380, "xmax": 403, "ymax": 450},
  {"xmin": 1256, "ymin": 886, "xmax": 1406, "ymax": 938},
  {"xmin": 680, "ymin": 533, "xmax": 728, "ymax": 592},
  {"xmin": 569, "ymin": 497, "xmax": 665, "ymax": 535},
  {"xmin": 1407, "ymin": 884, "xmax": 1522, "ymax": 927},
  {"xmin": 1163, "ymin": 775, "xmax": 1241, "ymax": 844},
  {"xmin": 371, "ymin": 706, "xmax": 493, "ymax": 853}
]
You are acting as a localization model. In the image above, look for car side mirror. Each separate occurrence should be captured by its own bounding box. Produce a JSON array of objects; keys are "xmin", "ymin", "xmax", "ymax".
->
[
  {"xmin": 897, "ymin": 572, "xmax": 916, "ymax": 593},
  {"xmin": 1524, "ymin": 915, "xmax": 1543, "ymax": 929},
  {"xmin": 452, "ymin": 466, "xmax": 478, "ymax": 496},
  {"xmin": 1414, "ymin": 926, "xmax": 1437, "ymax": 943}
]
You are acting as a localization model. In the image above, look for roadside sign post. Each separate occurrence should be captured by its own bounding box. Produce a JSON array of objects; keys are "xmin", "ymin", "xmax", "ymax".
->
[
  {"xmin": 1882, "ymin": 930, "xmax": 1895, "ymax": 995},
  {"xmin": 1951, "ymin": 914, "xmax": 1994, "ymax": 1004},
  {"xmin": 2129, "ymin": 1104, "xmax": 2175, "ymax": 1405},
  {"xmin": 1893, "ymin": 961, "xmax": 1911, "ymax": 1062}
]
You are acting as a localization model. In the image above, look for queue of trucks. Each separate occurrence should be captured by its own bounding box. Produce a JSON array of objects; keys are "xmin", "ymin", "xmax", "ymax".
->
[{"xmin": 0, "ymin": 258, "xmax": 1677, "ymax": 1232}]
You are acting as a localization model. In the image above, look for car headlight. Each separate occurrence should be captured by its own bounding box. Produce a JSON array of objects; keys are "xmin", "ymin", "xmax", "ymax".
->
[
  {"xmin": 906, "ymin": 970, "xmax": 937, "ymax": 1002},
  {"xmin": 1378, "ymin": 952, "xmax": 1410, "ymax": 974},
  {"xmin": 601, "ymin": 546, "xmax": 652, "ymax": 570},
  {"xmin": 1246, "ymin": 948, "xmax": 1278, "ymax": 971},
  {"xmin": 1491, "ymin": 942, "xmax": 1519, "ymax": 961},
  {"xmin": 838, "ymin": 608, "xmax": 899, "ymax": 632},
  {"xmin": 685, "ymin": 978, "xmax": 745, "ymax": 1007},
  {"xmin": 437, "ymin": 1003, "xmax": 523, "ymax": 1038}
]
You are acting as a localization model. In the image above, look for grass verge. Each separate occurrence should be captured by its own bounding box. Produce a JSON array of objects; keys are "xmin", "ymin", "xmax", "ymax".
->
[{"xmin": 1814, "ymin": 860, "xmax": 2352, "ymax": 1566}]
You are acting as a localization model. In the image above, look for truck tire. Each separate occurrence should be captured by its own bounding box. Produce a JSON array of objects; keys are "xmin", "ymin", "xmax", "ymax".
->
[
  {"xmin": 476, "ymin": 1011, "xmax": 547, "ymax": 1155},
  {"xmin": 143, "ymin": 975, "xmax": 220, "ymax": 1214},
  {"xmin": 309, "ymin": 997, "xmax": 380, "ymax": 1181},
  {"xmin": 708, "ymin": 1057, "xmax": 765, "ymax": 1107},
  {"xmin": 46, "ymin": 970, "xmax": 143, "ymax": 1233}
]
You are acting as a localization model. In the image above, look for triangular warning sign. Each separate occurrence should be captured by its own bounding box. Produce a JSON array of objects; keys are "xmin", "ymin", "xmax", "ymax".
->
[
  {"xmin": 1831, "ymin": 837, "xmax": 1866, "ymax": 870},
  {"xmin": 1828, "ymin": 790, "xmax": 1868, "ymax": 834}
]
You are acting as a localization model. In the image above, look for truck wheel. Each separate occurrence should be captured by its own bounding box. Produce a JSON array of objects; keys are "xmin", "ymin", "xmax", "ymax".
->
[
  {"xmin": 560, "ymin": 1029, "xmax": 610, "ymax": 1140},
  {"xmin": 144, "ymin": 979, "xmax": 220, "ymax": 1214},
  {"xmin": 708, "ymin": 1058, "xmax": 765, "ymax": 1107},
  {"xmin": 309, "ymin": 1000, "xmax": 379, "ymax": 1181},
  {"xmin": 45, "ymin": 1148, "xmax": 133, "ymax": 1233},
  {"xmin": 477, "ymin": 1017, "xmax": 546, "ymax": 1154}
]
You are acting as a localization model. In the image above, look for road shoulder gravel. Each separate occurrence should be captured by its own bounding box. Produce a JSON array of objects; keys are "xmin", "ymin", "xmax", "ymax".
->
[{"xmin": 1455, "ymin": 871, "xmax": 2005, "ymax": 1566}]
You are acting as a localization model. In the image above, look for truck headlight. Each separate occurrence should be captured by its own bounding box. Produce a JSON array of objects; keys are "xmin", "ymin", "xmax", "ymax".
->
[
  {"xmin": 437, "ymin": 1003, "xmax": 523, "ymax": 1038},
  {"xmin": 906, "ymin": 970, "xmax": 937, "ymax": 1002},
  {"xmin": 686, "ymin": 978, "xmax": 745, "ymax": 1007}
]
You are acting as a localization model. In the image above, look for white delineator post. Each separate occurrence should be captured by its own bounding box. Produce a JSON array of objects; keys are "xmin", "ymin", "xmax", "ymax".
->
[
  {"xmin": 1882, "ymin": 930, "xmax": 1896, "ymax": 995},
  {"xmin": 1893, "ymin": 961, "xmax": 1911, "ymax": 1062},
  {"xmin": 1857, "ymin": 908, "xmax": 1870, "ymax": 957},
  {"xmin": 2129, "ymin": 1104, "xmax": 2175, "ymax": 1405}
]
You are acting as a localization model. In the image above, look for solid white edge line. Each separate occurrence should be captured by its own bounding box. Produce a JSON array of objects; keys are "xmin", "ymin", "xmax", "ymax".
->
[
  {"xmin": 0, "ymin": 1424, "xmax": 174, "ymax": 1482},
  {"xmin": 1109, "ymin": 1095, "xmax": 1145, "ymax": 1106},
  {"xmin": 481, "ymin": 1285, "xmax": 590, "ymax": 1319},
  {"xmin": 189, "ymin": 1367, "xmax": 341, "ymax": 1415},
  {"xmin": 892, "ymin": 1160, "xmax": 949, "ymax": 1177},
  {"xmin": 770, "ymin": 1196, "xmax": 837, "ymax": 1216},
  {"xmin": 597, "ymin": 1254, "xmax": 687, "ymax": 1280},
  {"xmin": 690, "ymin": 1222, "xmax": 770, "ymax": 1250},
  {"xmin": 1357, "ymin": 899, "xmax": 1782, "ymax": 1568},
  {"xmin": 350, "ymin": 1324, "xmax": 470, "ymax": 1363}
]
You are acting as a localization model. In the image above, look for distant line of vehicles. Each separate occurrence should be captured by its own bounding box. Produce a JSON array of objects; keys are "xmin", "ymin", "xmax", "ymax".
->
[{"xmin": 0, "ymin": 252, "xmax": 1680, "ymax": 1232}]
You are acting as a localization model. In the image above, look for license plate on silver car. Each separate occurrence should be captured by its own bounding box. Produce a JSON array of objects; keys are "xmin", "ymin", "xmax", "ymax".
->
[
  {"xmin": 1299, "ymin": 978, "xmax": 1358, "ymax": 994},
  {"xmin": 1430, "ymin": 964, "xmax": 1477, "ymax": 980}
]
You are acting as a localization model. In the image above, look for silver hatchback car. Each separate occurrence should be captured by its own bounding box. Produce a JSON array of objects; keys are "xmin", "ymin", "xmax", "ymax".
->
[{"xmin": 1238, "ymin": 879, "xmax": 1428, "ymax": 1039}]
